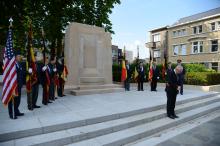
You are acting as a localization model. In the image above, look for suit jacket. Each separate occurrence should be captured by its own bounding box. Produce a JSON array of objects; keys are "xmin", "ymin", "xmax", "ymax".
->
[
  {"xmin": 152, "ymin": 67, "xmax": 159, "ymax": 81},
  {"xmin": 166, "ymin": 69, "xmax": 180, "ymax": 89},
  {"xmin": 137, "ymin": 66, "xmax": 145, "ymax": 82},
  {"xmin": 15, "ymin": 62, "xmax": 24, "ymax": 89},
  {"xmin": 126, "ymin": 64, "xmax": 131, "ymax": 80}
]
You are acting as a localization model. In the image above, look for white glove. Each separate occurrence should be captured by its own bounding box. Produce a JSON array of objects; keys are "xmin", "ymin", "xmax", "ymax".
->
[
  {"xmin": 157, "ymin": 77, "xmax": 160, "ymax": 79},
  {"xmin": 28, "ymin": 68, "xmax": 33, "ymax": 74},
  {"xmin": 42, "ymin": 66, "xmax": 47, "ymax": 71},
  {"xmin": 53, "ymin": 68, "xmax": 57, "ymax": 72}
]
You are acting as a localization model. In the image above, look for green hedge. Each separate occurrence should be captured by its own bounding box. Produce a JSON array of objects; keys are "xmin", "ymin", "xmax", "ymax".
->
[
  {"xmin": 185, "ymin": 72, "xmax": 220, "ymax": 85},
  {"xmin": 113, "ymin": 63, "xmax": 219, "ymax": 85}
]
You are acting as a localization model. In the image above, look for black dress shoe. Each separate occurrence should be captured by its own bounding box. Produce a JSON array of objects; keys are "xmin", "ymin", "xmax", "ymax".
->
[
  {"xmin": 10, "ymin": 116, "xmax": 17, "ymax": 119},
  {"xmin": 48, "ymin": 101, "xmax": 53, "ymax": 103},
  {"xmin": 62, "ymin": 94, "xmax": 66, "ymax": 96},
  {"xmin": 34, "ymin": 105, "xmax": 41, "ymax": 108},
  {"xmin": 167, "ymin": 115, "xmax": 175, "ymax": 119},
  {"xmin": 16, "ymin": 113, "xmax": 24, "ymax": 116},
  {"xmin": 173, "ymin": 114, "xmax": 179, "ymax": 118}
]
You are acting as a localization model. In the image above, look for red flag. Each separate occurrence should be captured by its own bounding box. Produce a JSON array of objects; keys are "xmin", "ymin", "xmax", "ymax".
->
[{"xmin": 121, "ymin": 60, "xmax": 127, "ymax": 82}]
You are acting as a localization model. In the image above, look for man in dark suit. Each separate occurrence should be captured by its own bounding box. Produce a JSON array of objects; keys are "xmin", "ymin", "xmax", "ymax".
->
[
  {"xmin": 165, "ymin": 65, "xmax": 182, "ymax": 119},
  {"xmin": 31, "ymin": 52, "xmax": 41, "ymax": 108},
  {"xmin": 48, "ymin": 57, "xmax": 57, "ymax": 101},
  {"xmin": 137, "ymin": 62, "xmax": 145, "ymax": 91},
  {"xmin": 41, "ymin": 56, "xmax": 51, "ymax": 105},
  {"xmin": 8, "ymin": 51, "xmax": 24, "ymax": 119},
  {"xmin": 56, "ymin": 57, "xmax": 64, "ymax": 96},
  {"xmin": 124, "ymin": 60, "xmax": 131, "ymax": 91},
  {"xmin": 177, "ymin": 59, "xmax": 185, "ymax": 95},
  {"xmin": 151, "ymin": 61, "xmax": 160, "ymax": 91}
]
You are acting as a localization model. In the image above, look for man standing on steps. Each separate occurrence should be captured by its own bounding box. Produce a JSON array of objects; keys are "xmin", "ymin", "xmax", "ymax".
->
[{"xmin": 165, "ymin": 65, "xmax": 182, "ymax": 119}]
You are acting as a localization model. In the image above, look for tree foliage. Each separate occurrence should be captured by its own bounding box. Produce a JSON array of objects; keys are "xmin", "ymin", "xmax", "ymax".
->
[{"xmin": 0, "ymin": 0, "xmax": 121, "ymax": 56}]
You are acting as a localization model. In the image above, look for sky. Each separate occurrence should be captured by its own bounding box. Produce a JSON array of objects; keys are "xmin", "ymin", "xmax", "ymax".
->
[{"xmin": 110, "ymin": 0, "xmax": 220, "ymax": 59}]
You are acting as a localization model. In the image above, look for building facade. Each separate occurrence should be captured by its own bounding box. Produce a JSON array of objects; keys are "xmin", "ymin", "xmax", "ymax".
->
[
  {"xmin": 146, "ymin": 26, "xmax": 168, "ymax": 64},
  {"xmin": 147, "ymin": 7, "xmax": 220, "ymax": 71},
  {"xmin": 112, "ymin": 45, "xmax": 119, "ymax": 64}
]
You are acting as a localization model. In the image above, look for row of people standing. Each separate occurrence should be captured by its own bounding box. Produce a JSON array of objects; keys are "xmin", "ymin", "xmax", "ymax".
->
[
  {"xmin": 123, "ymin": 60, "xmax": 185, "ymax": 93},
  {"xmin": 124, "ymin": 61, "xmax": 160, "ymax": 92},
  {"xmin": 8, "ymin": 51, "xmax": 68, "ymax": 119}
]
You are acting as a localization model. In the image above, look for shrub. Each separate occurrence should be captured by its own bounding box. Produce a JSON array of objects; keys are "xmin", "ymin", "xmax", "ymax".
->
[{"xmin": 185, "ymin": 72, "xmax": 220, "ymax": 85}]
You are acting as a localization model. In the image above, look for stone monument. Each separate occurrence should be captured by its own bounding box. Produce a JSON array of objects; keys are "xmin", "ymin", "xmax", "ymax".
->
[{"xmin": 64, "ymin": 23, "xmax": 123, "ymax": 95}]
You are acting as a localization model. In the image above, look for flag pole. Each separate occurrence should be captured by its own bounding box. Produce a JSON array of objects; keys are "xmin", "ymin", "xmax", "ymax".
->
[{"xmin": 8, "ymin": 18, "xmax": 15, "ymax": 118}]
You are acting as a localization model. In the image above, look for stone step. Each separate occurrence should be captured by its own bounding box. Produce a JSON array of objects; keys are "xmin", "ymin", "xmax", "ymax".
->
[
  {"xmin": 71, "ymin": 88, "xmax": 124, "ymax": 96},
  {"xmin": 1, "ymin": 95, "xmax": 219, "ymax": 146},
  {"xmin": 77, "ymin": 84, "xmax": 122, "ymax": 90},
  {"xmin": 0, "ymin": 93, "xmax": 218, "ymax": 143},
  {"xmin": 80, "ymin": 77, "xmax": 105, "ymax": 84},
  {"xmin": 70, "ymin": 102, "xmax": 220, "ymax": 146}
]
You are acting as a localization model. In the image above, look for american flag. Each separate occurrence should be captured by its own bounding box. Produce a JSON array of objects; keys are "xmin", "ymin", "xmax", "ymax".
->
[{"xmin": 2, "ymin": 29, "xmax": 17, "ymax": 105}]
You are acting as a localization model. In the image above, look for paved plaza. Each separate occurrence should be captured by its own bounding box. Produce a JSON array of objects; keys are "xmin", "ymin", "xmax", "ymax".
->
[{"xmin": 0, "ymin": 85, "xmax": 219, "ymax": 146}]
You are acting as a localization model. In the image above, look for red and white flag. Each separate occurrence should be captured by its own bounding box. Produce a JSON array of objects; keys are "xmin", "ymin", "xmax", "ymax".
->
[{"xmin": 2, "ymin": 28, "xmax": 17, "ymax": 105}]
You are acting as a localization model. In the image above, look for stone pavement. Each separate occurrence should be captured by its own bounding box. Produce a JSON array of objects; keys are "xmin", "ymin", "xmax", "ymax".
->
[
  {"xmin": 156, "ymin": 116, "xmax": 220, "ymax": 146},
  {"xmin": 0, "ymin": 84, "xmax": 219, "ymax": 145},
  {"xmin": 0, "ymin": 85, "xmax": 214, "ymax": 122}
]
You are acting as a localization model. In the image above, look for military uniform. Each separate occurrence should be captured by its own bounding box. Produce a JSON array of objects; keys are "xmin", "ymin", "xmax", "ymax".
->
[
  {"xmin": 48, "ymin": 61, "xmax": 57, "ymax": 101},
  {"xmin": 151, "ymin": 65, "xmax": 159, "ymax": 91},
  {"xmin": 8, "ymin": 55, "xmax": 24, "ymax": 119},
  {"xmin": 137, "ymin": 65, "xmax": 145, "ymax": 91},
  {"xmin": 124, "ymin": 64, "xmax": 131, "ymax": 91}
]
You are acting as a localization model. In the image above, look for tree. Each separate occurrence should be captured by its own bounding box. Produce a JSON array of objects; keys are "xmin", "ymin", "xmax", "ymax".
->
[{"xmin": 0, "ymin": 0, "xmax": 121, "ymax": 55}]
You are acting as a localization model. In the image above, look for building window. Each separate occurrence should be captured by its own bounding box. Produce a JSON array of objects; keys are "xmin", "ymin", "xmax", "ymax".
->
[
  {"xmin": 193, "ymin": 27, "xmax": 197, "ymax": 34},
  {"xmin": 211, "ymin": 40, "xmax": 218, "ymax": 52},
  {"xmin": 218, "ymin": 22, "xmax": 220, "ymax": 30},
  {"xmin": 152, "ymin": 34, "xmax": 160, "ymax": 42},
  {"xmin": 153, "ymin": 50, "xmax": 161, "ymax": 58},
  {"xmin": 173, "ymin": 31, "xmax": 177, "ymax": 37},
  {"xmin": 211, "ymin": 62, "xmax": 218, "ymax": 72},
  {"xmin": 182, "ymin": 29, "xmax": 186, "ymax": 35},
  {"xmin": 211, "ymin": 22, "xmax": 216, "ymax": 31},
  {"xmin": 192, "ymin": 25, "xmax": 203, "ymax": 34},
  {"xmin": 180, "ymin": 44, "xmax": 186, "ymax": 55},
  {"xmin": 173, "ymin": 45, "xmax": 179, "ymax": 56},
  {"xmin": 198, "ymin": 25, "xmax": 202, "ymax": 33},
  {"xmin": 192, "ymin": 41, "xmax": 203, "ymax": 54}
]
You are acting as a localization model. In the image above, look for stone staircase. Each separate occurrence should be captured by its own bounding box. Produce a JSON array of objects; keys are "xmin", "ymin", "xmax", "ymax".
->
[
  {"xmin": 0, "ymin": 93, "xmax": 220, "ymax": 146},
  {"xmin": 70, "ymin": 84, "xmax": 124, "ymax": 96}
]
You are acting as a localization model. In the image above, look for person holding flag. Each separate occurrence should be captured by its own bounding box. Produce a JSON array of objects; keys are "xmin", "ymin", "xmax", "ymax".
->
[
  {"xmin": 137, "ymin": 62, "xmax": 145, "ymax": 91},
  {"xmin": 2, "ymin": 18, "xmax": 24, "ymax": 119},
  {"xmin": 26, "ymin": 21, "xmax": 38, "ymax": 110},
  {"xmin": 151, "ymin": 60, "xmax": 160, "ymax": 91},
  {"xmin": 41, "ymin": 28, "xmax": 51, "ymax": 105}
]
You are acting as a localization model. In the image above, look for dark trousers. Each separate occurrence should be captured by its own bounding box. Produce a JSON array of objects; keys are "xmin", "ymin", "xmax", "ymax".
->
[
  {"xmin": 49, "ymin": 81, "xmax": 55, "ymax": 100},
  {"xmin": 57, "ymin": 78, "xmax": 63, "ymax": 97},
  {"xmin": 166, "ymin": 87, "xmax": 177, "ymax": 116},
  {"xmin": 124, "ymin": 79, "xmax": 130, "ymax": 91},
  {"xmin": 180, "ymin": 80, "xmax": 183, "ymax": 94},
  {"xmin": 8, "ymin": 98, "xmax": 16, "ymax": 118},
  {"xmin": 42, "ymin": 84, "xmax": 49, "ymax": 105},
  {"xmin": 27, "ymin": 92, "xmax": 33, "ymax": 110},
  {"xmin": 138, "ymin": 81, "xmax": 143, "ymax": 91},
  {"xmin": 151, "ymin": 80, "xmax": 157, "ymax": 91},
  {"xmin": 32, "ymin": 83, "xmax": 39, "ymax": 106},
  {"xmin": 14, "ymin": 87, "xmax": 21, "ymax": 115}
]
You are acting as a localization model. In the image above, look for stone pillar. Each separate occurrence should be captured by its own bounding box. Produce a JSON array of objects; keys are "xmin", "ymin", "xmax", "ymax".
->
[{"xmin": 64, "ymin": 23, "xmax": 113, "ymax": 87}]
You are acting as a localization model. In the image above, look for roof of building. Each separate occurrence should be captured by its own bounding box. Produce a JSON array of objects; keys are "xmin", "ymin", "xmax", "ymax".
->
[
  {"xmin": 172, "ymin": 7, "xmax": 220, "ymax": 27},
  {"xmin": 149, "ymin": 26, "xmax": 168, "ymax": 33}
]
